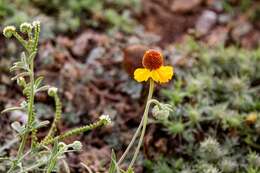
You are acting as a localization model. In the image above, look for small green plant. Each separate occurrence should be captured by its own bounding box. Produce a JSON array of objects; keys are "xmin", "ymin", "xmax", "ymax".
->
[
  {"xmin": 107, "ymin": 50, "xmax": 175, "ymax": 172},
  {"xmin": 145, "ymin": 37, "xmax": 260, "ymax": 172},
  {"xmin": 1, "ymin": 21, "xmax": 111, "ymax": 172},
  {"xmin": 1, "ymin": 0, "xmax": 139, "ymax": 36}
]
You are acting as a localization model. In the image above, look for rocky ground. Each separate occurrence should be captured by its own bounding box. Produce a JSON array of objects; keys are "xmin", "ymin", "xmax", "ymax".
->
[{"xmin": 0, "ymin": 0, "xmax": 259, "ymax": 172}]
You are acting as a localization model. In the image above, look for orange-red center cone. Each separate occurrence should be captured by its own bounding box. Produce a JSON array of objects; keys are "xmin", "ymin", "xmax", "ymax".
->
[{"xmin": 142, "ymin": 49, "xmax": 163, "ymax": 70}]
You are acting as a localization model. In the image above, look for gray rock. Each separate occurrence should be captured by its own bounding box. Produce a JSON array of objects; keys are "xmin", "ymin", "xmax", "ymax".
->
[{"xmin": 196, "ymin": 10, "xmax": 217, "ymax": 36}]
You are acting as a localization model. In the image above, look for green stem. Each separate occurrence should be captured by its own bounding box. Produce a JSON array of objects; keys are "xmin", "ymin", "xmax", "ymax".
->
[
  {"xmin": 42, "ymin": 93, "xmax": 62, "ymax": 144},
  {"xmin": 6, "ymin": 22, "xmax": 40, "ymax": 173},
  {"xmin": 13, "ymin": 32, "xmax": 28, "ymax": 51},
  {"xmin": 18, "ymin": 159, "xmax": 46, "ymax": 173},
  {"xmin": 117, "ymin": 82, "xmax": 157, "ymax": 165},
  {"xmin": 126, "ymin": 79, "xmax": 154, "ymax": 169},
  {"xmin": 128, "ymin": 81, "xmax": 154, "ymax": 168},
  {"xmin": 117, "ymin": 114, "xmax": 145, "ymax": 165},
  {"xmin": 41, "ymin": 119, "xmax": 105, "ymax": 145},
  {"xmin": 17, "ymin": 54, "xmax": 35, "ymax": 157}
]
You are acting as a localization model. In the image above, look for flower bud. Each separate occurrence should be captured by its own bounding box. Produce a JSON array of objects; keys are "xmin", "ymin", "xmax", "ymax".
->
[
  {"xmin": 58, "ymin": 142, "xmax": 66, "ymax": 149},
  {"xmin": 99, "ymin": 115, "xmax": 112, "ymax": 125},
  {"xmin": 48, "ymin": 87, "xmax": 58, "ymax": 97},
  {"xmin": 3, "ymin": 26, "xmax": 16, "ymax": 38},
  {"xmin": 17, "ymin": 77, "xmax": 26, "ymax": 87},
  {"xmin": 32, "ymin": 20, "xmax": 41, "ymax": 28},
  {"xmin": 20, "ymin": 22, "xmax": 32, "ymax": 33},
  {"xmin": 152, "ymin": 105, "xmax": 169, "ymax": 120},
  {"xmin": 72, "ymin": 141, "xmax": 82, "ymax": 151}
]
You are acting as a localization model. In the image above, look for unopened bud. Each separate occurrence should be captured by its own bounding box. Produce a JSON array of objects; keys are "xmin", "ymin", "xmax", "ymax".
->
[
  {"xmin": 48, "ymin": 87, "xmax": 58, "ymax": 97},
  {"xmin": 3, "ymin": 26, "xmax": 16, "ymax": 38},
  {"xmin": 152, "ymin": 105, "xmax": 169, "ymax": 120},
  {"xmin": 32, "ymin": 20, "xmax": 41, "ymax": 28},
  {"xmin": 17, "ymin": 77, "xmax": 26, "ymax": 87},
  {"xmin": 58, "ymin": 142, "xmax": 66, "ymax": 149},
  {"xmin": 20, "ymin": 22, "xmax": 32, "ymax": 33},
  {"xmin": 72, "ymin": 141, "xmax": 82, "ymax": 151},
  {"xmin": 99, "ymin": 115, "xmax": 112, "ymax": 125}
]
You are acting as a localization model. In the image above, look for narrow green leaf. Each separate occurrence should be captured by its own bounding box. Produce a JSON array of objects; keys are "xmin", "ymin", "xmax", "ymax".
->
[
  {"xmin": 34, "ymin": 120, "xmax": 50, "ymax": 129},
  {"xmin": 109, "ymin": 149, "xmax": 118, "ymax": 173},
  {"xmin": 28, "ymin": 51, "xmax": 37, "ymax": 64},
  {"xmin": 34, "ymin": 76, "xmax": 44, "ymax": 89},
  {"xmin": 1, "ymin": 107, "xmax": 24, "ymax": 114},
  {"xmin": 11, "ymin": 72, "xmax": 30, "ymax": 81},
  {"xmin": 11, "ymin": 121, "xmax": 25, "ymax": 134},
  {"xmin": 126, "ymin": 168, "xmax": 134, "ymax": 173},
  {"xmin": 35, "ymin": 85, "xmax": 50, "ymax": 93}
]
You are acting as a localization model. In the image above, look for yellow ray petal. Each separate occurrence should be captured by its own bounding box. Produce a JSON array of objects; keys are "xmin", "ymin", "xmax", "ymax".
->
[
  {"xmin": 134, "ymin": 68, "xmax": 151, "ymax": 82},
  {"xmin": 155, "ymin": 66, "xmax": 174, "ymax": 83},
  {"xmin": 150, "ymin": 70, "xmax": 160, "ymax": 82}
]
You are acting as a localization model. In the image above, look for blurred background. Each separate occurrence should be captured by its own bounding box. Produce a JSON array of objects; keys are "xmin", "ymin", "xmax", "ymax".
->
[{"xmin": 0, "ymin": 0, "xmax": 260, "ymax": 172}]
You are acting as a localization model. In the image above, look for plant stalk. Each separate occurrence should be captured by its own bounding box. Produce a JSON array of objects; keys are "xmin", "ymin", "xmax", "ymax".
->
[
  {"xmin": 117, "ymin": 79, "xmax": 154, "ymax": 168},
  {"xmin": 128, "ymin": 79, "xmax": 154, "ymax": 169},
  {"xmin": 17, "ymin": 52, "xmax": 35, "ymax": 159}
]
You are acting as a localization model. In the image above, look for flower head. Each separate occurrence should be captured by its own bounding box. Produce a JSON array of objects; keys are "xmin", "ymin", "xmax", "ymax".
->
[
  {"xmin": 99, "ymin": 114, "xmax": 112, "ymax": 125},
  {"xmin": 142, "ymin": 50, "xmax": 163, "ymax": 70},
  {"xmin": 48, "ymin": 87, "xmax": 58, "ymax": 97},
  {"xmin": 3, "ymin": 26, "xmax": 16, "ymax": 38},
  {"xmin": 134, "ymin": 49, "xmax": 174, "ymax": 83},
  {"xmin": 32, "ymin": 20, "xmax": 41, "ymax": 27},
  {"xmin": 20, "ymin": 22, "xmax": 33, "ymax": 33},
  {"xmin": 71, "ymin": 141, "xmax": 82, "ymax": 151}
]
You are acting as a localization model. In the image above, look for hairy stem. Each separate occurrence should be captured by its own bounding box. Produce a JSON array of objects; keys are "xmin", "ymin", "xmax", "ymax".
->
[
  {"xmin": 117, "ymin": 80, "xmax": 154, "ymax": 168},
  {"xmin": 43, "ymin": 93, "xmax": 62, "ymax": 143},
  {"xmin": 117, "ymin": 114, "xmax": 145, "ymax": 165},
  {"xmin": 17, "ymin": 51, "xmax": 35, "ymax": 159},
  {"xmin": 41, "ymin": 119, "xmax": 106, "ymax": 145},
  {"xmin": 128, "ymin": 79, "xmax": 154, "ymax": 169}
]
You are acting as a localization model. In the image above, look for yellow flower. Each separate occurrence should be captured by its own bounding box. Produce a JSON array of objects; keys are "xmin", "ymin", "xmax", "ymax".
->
[{"xmin": 134, "ymin": 49, "xmax": 174, "ymax": 83}]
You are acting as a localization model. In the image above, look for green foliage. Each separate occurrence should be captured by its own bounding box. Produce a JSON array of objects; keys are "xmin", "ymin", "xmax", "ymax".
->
[
  {"xmin": 1, "ymin": 21, "xmax": 111, "ymax": 172},
  {"xmin": 222, "ymin": 0, "xmax": 252, "ymax": 13},
  {"xmin": 0, "ymin": 0, "xmax": 140, "ymax": 36},
  {"xmin": 147, "ymin": 37, "xmax": 260, "ymax": 172}
]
